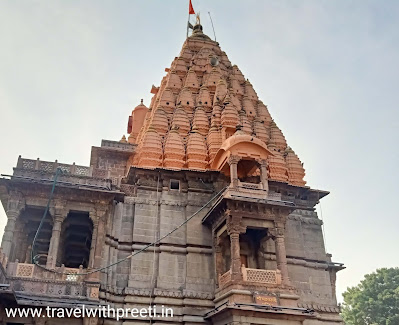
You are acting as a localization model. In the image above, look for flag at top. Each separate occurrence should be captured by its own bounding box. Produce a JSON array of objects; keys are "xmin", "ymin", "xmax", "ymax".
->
[{"xmin": 189, "ymin": 0, "xmax": 195, "ymax": 15}]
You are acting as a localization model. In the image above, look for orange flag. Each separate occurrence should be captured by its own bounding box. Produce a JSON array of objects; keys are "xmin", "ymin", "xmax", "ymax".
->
[{"xmin": 189, "ymin": 0, "xmax": 195, "ymax": 15}]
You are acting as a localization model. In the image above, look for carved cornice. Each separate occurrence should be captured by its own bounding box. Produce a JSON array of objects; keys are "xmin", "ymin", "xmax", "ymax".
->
[
  {"xmin": 227, "ymin": 155, "xmax": 241, "ymax": 165},
  {"xmin": 123, "ymin": 288, "xmax": 214, "ymax": 300},
  {"xmin": 6, "ymin": 190, "xmax": 25, "ymax": 214},
  {"xmin": 288, "ymin": 214, "xmax": 323, "ymax": 225},
  {"xmin": 298, "ymin": 302, "xmax": 340, "ymax": 313},
  {"xmin": 124, "ymin": 196, "xmax": 212, "ymax": 208},
  {"xmin": 226, "ymin": 211, "xmax": 246, "ymax": 235}
]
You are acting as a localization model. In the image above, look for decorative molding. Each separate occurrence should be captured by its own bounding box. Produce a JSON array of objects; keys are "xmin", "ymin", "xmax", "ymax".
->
[
  {"xmin": 298, "ymin": 302, "xmax": 340, "ymax": 313},
  {"xmin": 288, "ymin": 214, "xmax": 323, "ymax": 225}
]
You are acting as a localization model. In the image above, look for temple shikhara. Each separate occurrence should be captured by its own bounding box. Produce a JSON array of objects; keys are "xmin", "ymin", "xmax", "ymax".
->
[{"xmin": 0, "ymin": 16, "xmax": 344, "ymax": 325}]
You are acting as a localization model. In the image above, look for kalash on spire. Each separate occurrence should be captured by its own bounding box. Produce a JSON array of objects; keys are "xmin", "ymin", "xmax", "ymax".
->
[{"xmin": 0, "ymin": 1, "xmax": 344, "ymax": 324}]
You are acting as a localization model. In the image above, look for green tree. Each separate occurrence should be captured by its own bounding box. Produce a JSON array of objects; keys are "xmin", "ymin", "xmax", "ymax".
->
[{"xmin": 342, "ymin": 267, "xmax": 399, "ymax": 325}]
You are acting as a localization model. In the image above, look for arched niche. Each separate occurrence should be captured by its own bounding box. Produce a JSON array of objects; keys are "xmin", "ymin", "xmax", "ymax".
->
[{"xmin": 211, "ymin": 133, "xmax": 273, "ymax": 177}]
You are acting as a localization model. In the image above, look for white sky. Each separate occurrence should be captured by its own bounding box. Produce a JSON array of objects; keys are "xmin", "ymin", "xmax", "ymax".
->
[{"xmin": 0, "ymin": 1, "xmax": 398, "ymax": 302}]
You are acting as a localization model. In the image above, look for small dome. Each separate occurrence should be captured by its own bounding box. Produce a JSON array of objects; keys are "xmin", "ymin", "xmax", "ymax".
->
[
  {"xmin": 151, "ymin": 108, "xmax": 169, "ymax": 135},
  {"xmin": 187, "ymin": 129, "xmax": 208, "ymax": 170},
  {"xmin": 267, "ymin": 144, "xmax": 288, "ymax": 182},
  {"xmin": 171, "ymin": 107, "xmax": 191, "ymax": 136},
  {"xmin": 193, "ymin": 107, "xmax": 209, "ymax": 136},
  {"xmin": 269, "ymin": 121, "xmax": 287, "ymax": 150},
  {"xmin": 207, "ymin": 123, "xmax": 222, "ymax": 161},
  {"xmin": 253, "ymin": 119, "xmax": 269, "ymax": 144},
  {"xmin": 285, "ymin": 147, "xmax": 306, "ymax": 186},
  {"xmin": 221, "ymin": 98, "xmax": 239, "ymax": 129},
  {"xmin": 163, "ymin": 127, "xmax": 186, "ymax": 169},
  {"xmin": 137, "ymin": 128, "xmax": 163, "ymax": 168}
]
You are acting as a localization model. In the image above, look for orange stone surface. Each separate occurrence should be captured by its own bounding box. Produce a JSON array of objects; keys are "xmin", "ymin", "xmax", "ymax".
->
[{"xmin": 128, "ymin": 23, "xmax": 306, "ymax": 185}]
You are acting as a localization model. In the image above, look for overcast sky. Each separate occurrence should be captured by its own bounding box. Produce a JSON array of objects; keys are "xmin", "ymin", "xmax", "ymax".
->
[{"xmin": 1, "ymin": 1, "xmax": 398, "ymax": 302}]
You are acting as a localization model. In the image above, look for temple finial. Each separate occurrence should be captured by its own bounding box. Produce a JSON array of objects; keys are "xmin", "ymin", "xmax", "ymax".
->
[{"xmin": 196, "ymin": 13, "xmax": 201, "ymax": 25}]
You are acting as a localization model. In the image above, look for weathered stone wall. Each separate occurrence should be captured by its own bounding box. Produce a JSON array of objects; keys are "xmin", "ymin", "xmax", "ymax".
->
[
  {"xmin": 285, "ymin": 209, "xmax": 336, "ymax": 306},
  {"xmin": 100, "ymin": 182, "xmax": 216, "ymax": 323}
]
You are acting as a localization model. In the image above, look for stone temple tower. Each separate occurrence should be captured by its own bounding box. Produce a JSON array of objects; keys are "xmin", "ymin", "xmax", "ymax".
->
[{"xmin": 0, "ymin": 19, "xmax": 344, "ymax": 325}]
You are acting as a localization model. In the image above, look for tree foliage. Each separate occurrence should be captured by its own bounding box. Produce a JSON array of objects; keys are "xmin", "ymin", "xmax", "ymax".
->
[{"xmin": 342, "ymin": 267, "xmax": 399, "ymax": 325}]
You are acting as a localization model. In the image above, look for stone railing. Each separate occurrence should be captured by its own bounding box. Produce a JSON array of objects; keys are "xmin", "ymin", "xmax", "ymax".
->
[
  {"xmin": 241, "ymin": 266, "xmax": 281, "ymax": 285},
  {"xmin": 5, "ymin": 262, "xmax": 99, "ymax": 300},
  {"xmin": 219, "ymin": 269, "xmax": 232, "ymax": 287},
  {"xmin": 238, "ymin": 181, "xmax": 264, "ymax": 190},
  {"xmin": 13, "ymin": 166, "xmax": 113, "ymax": 190},
  {"xmin": 17, "ymin": 157, "xmax": 93, "ymax": 177},
  {"xmin": 101, "ymin": 139, "xmax": 135, "ymax": 152},
  {"xmin": 7, "ymin": 262, "xmax": 87, "ymax": 282}
]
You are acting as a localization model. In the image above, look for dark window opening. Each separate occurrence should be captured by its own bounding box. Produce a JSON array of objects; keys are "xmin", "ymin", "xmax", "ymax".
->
[
  {"xmin": 170, "ymin": 180, "xmax": 180, "ymax": 190},
  {"xmin": 18, "ymin": 207, "xmax": 52, "ymax": 265},
  {"xmin": 59, "ymin": 212, "xmax": 93, "ymax": 268}
]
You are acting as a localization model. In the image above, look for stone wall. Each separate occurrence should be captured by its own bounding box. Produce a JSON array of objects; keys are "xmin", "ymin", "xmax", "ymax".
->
[
  {"xmin": 100, "ymin": 181, "xmax": 216, "ymax": 322},
  {"xmin": 285, "ymin": 209, "xmax": 336, "ymax": 306}
]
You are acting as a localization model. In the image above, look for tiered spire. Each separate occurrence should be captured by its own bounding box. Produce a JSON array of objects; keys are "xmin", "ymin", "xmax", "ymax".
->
[{"xmin": 126, "ymin": 22, "xmax": 307, "ymax": 185}]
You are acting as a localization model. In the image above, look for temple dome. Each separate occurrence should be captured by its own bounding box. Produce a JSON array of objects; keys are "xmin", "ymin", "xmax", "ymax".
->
[
  {"xmin": 127, "ymin": 99, "xmax": 149, "ymax": 144},
  {"xmin": 128, "ymin": 24, "xmax": 307, "ymax": 186}
]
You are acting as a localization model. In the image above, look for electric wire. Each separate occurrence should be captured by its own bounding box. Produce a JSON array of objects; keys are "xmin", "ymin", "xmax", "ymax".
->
[
  {"xmin": 31, "ymin": 167, "xmax": 62, "ymax": 264},
  {"xmin": 149, "ymin": 173, "xmax": 160, "ymax": 325},
  {"xmin": 32, "ymin": 170, "xmax": 228, "ymax": 276}
]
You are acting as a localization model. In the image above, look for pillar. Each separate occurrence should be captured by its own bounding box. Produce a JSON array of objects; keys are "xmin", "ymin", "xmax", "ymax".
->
[
  {"xmin": 229, "ymin": 232, "xmax": 241, "ymax": 280},
  {"xmin": 1, "ymin": 210, "xmax": 19, "ymax": 258},
  {"xmin": 89, "ymin": 206, "xmax": 107, "ymax": 271},
  {"xmin": 94, "ymin": 217, "xmax": 106, "ymax": 269},
  {"xmin": 274, "ymin": 226, "xmax": 290, "ymax": 286},
  {"xmin": 214, "ymin": 236, "xmax": 224, "ymax": 285},
  {"xmin": 226, "ymin": 212, "xmax": 246, "ymax": 281},
  {"xmin": 46, "ymin": 209, "xmax": 67, "ymax": 269},
  {"xmin": 1, "ymin": 192, "xmax": 24, "ymax": 257},
  {"xmin": 228, "ymin": 155, "xmax": 241, "ymax": 188},
  {"xmin": 89, "ymin": 213, "xmax": 98, "ymax": 270},
  {"xmin": 258, "ymin": 159, "xmax": 269, "ymax": 192}
]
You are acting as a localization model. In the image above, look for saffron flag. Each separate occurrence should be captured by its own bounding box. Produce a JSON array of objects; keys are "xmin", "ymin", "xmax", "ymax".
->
[{"xmin": 189, "ymin": 0, "xmax": 195, "ymax": 15}]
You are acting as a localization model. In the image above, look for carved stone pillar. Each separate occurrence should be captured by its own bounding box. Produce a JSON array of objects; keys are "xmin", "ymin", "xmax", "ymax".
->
[
  {"xmin": 214, "ymin": 236, "xmax": 224, "ymax": 285},
  {"xmin": 89, "ymin": 212, "xmax": 98, "ymax": 270},
  {"xmin": 94, "ymin": 212, "xmax": 106, "ymax": 269},
  {"xmin": 226, "ymin": 211, "xmax": 246, "ymax": 281},
  {"xmin": 89, "ymin": 206, "xmax": 108, "ymax": 272},
  {"xmin": 1, "ymin": 192, "xmax": 24, "ymax": 257},
  {"xmin": 46, "ymin": 206, "xmax": 67, "ymax": 269},
  {"xmin": 258, "ymin": 159, "xmax": 269, "ymax": 192},
  {"xmin": 273, "ymin": 226, "xmax": 290, "ymax": 286},
  {"xmin": 228, "ymin": 155, "xmax": 241, "ymax": 188}
]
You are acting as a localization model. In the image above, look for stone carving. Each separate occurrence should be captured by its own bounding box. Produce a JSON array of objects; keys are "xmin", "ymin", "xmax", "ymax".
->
[
  {"xmin": 163, "ymin": 126, "xmax": 186, "ymax": 169},
  {"xmin": 186, "ymin": 129, "xmax": 208, "ymax": 170}
]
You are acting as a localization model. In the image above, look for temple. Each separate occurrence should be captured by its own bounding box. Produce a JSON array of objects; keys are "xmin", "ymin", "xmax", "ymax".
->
[{"xmin": 0, "ymin": 19, "xmax": 344, "ymax": 325}]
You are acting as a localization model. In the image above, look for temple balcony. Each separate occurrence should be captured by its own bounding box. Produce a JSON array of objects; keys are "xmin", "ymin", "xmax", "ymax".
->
[
  {"xmin": 5, "ymin": 261, "xmax": 99, "ymax": 300},
  {"xmin": 219, "ymin": 266, "xmax": 282, "ymax": 289}
]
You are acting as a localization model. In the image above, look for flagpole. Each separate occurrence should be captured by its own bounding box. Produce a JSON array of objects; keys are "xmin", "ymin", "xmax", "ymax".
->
[{"xmin": 186, "ymin": 12, "xmax": 190, "ymax": 39}]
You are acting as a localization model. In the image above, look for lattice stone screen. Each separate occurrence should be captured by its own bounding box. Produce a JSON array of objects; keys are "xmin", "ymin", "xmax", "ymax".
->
[
  {"xmin": 219, "ymin": 269, "xmax": 232, "ymax": 287},
  {"xmin": 242, "ymin": 267, "xmax": 278, "ymax": 284},
  {"xmin": 15, "ymin": 263, "xmax": 34, "ymax": 278}
]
